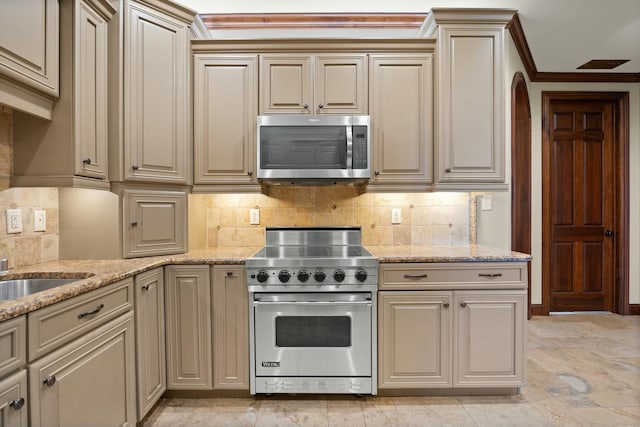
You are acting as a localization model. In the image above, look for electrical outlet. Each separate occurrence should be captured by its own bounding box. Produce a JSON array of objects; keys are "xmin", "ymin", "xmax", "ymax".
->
[
  {"xmin": 34, "ymin": 209, "xmax": 46, "ymax": 232},
  {"xmin": 391, "ymin": 208, "xmax": 402, "ymax": 224},
  {"xmin": 6, "ymin": 209, "xmax": 22, "ymax": 233},
  {"xmin": 250, "ymin": 208, "xmax": 260, "ymax": 225}
]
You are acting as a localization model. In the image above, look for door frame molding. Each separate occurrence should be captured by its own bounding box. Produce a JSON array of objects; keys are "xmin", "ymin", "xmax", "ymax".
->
[
  {"xmin": 541, "ymin": 91, "xmax": 630, "ymax": 314},
  {"xmin": 510, "ymin": 72, "xmax": 532, "ymax": 319}
]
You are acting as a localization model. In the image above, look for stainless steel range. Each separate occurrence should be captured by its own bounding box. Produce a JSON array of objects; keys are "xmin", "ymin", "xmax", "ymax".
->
[{"xmin": 246, "ymin": 227, "xmax": 378, "ymax": 395}]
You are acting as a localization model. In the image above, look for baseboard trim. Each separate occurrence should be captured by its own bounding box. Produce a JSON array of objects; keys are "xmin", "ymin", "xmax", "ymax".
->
[
  {"xmin": 627, "ymin": 304, "xmax": 640, "ymax": 315},
  {"xmin": 531, "ymin": 304, "xmax": 544, "ymax": 316}
]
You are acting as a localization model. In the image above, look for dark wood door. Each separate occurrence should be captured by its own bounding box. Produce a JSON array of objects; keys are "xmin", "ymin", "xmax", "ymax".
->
[{"xmin": 544, "ymin": 99, "xmax": 615, "ymax": 312}]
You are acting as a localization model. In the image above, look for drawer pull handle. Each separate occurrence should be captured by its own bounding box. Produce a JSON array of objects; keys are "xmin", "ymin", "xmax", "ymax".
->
[
  {"xmin": 9, "ymin": 397, "xmax": 25, "ymax": 410},
  {"xmin": 226, "ymin": 271, "xmax": 234, "ymax": 277},
  {"xmin": 77, "ymin": 304, "xmax": 104, "ymax": 319},
  {"xmin": 141, "ymin": 284, "xmax": 151, "ymax": 291},
  {"xmin": 443, "ymin": 302, "xmax": 450, "ymax": 308},
  {"xmin": 460, "ymin": 302, "xmax": 467, "ymax": 308},
  {"xmin": 403, "ymin": 274, "xmax": 427, "ymax": 279},
  {"xmin": 478, "ymin": 273, "xmax": 503, "ymax": 278},
  {"xmin": 43, "ymin": 375, "xmax": 56, "ymax": 387},
  {"xmin": 82, "ymin": 158, "xmax": 91, "ymax": 164}
]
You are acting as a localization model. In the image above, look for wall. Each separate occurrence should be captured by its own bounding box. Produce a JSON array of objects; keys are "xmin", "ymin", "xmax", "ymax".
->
[
  {"xmin": 476, "ymin": 34, "xmax": 640, "ymax": 306},
  {"xmin": 0, "ymin": 107, "xmax": 59, "ymax": 268},
  {"xmin": 189, "ymin": 188, "xmax": 472, "ymax": 249}
]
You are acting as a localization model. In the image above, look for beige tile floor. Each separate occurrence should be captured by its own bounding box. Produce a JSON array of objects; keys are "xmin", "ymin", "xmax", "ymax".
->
[{"xmin": 144, "ymin": 313, "xmax": 640, "ymax": 426}]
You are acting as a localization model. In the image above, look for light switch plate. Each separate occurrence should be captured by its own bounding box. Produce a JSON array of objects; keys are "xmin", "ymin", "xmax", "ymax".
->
[
  {"xmin": 6, "ymin": 209, "xmax": 22, "ymax": 233},
  {"xmin": 250, "ymin": 208, "xmax": 260, "ymax": 225},
  {"xmin": 480, "ymin": 194, "xmax": 493, "ymax": 211},
  {"xmin": 391, "ymin": 208, "xmax": 402, "ymax": 224},
  {"xmin": 34, "ymin": 209, "xmax": 46, "ymax": 232}
]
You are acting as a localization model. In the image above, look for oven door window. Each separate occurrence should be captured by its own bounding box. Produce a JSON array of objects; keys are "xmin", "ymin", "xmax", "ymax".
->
[
  {"xmin": 260, "ymin": 126, "xmax": 347, "ymax": 169},
  {"xmin": 275, "ymin": 316, "xmax": 351, "ymax": 347}
]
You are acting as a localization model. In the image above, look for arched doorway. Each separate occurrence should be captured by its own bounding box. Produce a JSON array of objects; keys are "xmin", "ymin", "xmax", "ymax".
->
[{"xmin": 510, "ymin": 72, "xmax": 532, "ymax": 318}]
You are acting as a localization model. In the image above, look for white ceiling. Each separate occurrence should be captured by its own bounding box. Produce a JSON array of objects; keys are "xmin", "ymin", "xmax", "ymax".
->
[{"xmin": 176, "ymin": 0, "xmax": 640, "ymax": 74}]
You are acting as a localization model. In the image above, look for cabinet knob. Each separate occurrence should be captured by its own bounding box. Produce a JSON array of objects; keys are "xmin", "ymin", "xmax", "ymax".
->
[
  {"xmin": 318, "ymin": 103, "xmax": 324, "ymax": 109},
  {"xmin": 131, "ymin": 221, "xmax": 138, "ymax": 226},
  {"xmin": 460, "ymin": 302, "xmax": 467, "ymax": 308},
  {"xmin": 142, "ymin": 284, "xmax": 151, "ymax": 291},
  {"xmin": 374, "ymin": 171, "xmax": 380, "ymax": 176},
  {"xmin": 445, "ymin": 168, "xmax": 451, "ymax": 173},
  {"xmin": 43, "ymin": 375, "xmax": 57, "ymax": 387},
  {"xmin": 82, "ymin": 158, "xmax": 91, "ymax": 164},
  {"xmin": 443, "ymin": 302, "xmax": 450, "ymax": 308},
  {"xmin": 605, "ymin": 230, "xmax": 614, "ymax": 237},
  {"xmin": 226, "ymin": 271, "xmax": 234, "ymax": 277},
  {"xmin": 9, "ymin": 397, "xmax": 25, "ymax": 410},
  {"xmin": 247, "ymin": 171, "xmax": 253, "ymax": 177},
  {"xmin": 303, "ymin": 104, "xmax": 309, "ymax": 110},
  {"xmin": 132, "ymin": 165, "xmax": 139, "ymax": 170}
]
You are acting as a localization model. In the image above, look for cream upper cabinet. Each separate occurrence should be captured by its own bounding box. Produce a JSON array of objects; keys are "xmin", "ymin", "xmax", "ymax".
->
[
  {"xmin": 193, "ymin": 53, "xmax": 259, "ymax": 189},
  {"xmin": 429, "ymin": 9, "xmax": 514, "ymax": 190},
  {"xmin": 212, "ymin": 266, "xmax": 249, "ymax": 390},
  {"xmin": 165, "ymin": 265, "xmax": 212, "ymax": 390},
  {"xmin": 0, "ymin": 0, "xmax": 58, "ymax": 119},
  {"xmin": 28, "ymin": 313, "xmax": 136, "ymax": 427},
  {"xmin": 122, "ymin": 189, "xmax": 187, "ymax": 258},
  {"xmin": 378, "ymin": 291, "xmax": 452, "ymax": 388},
  {"xmin": 260, "ymin": 53, "xmax": 368, "ymax": 115},
  {"xmin": 116, "ymin": 0, "xmax": 194, "ymax": 184},
  {"xmin": 11, "ymin": 0, "xmax": 115, "ymax": 190},
  {"xmin": 369, "ymin": 54, "xmax": 433, "ymax": 191},
  {"xmin": 134, "ymin": 267, "xmax": 166, "ymax": 420}
]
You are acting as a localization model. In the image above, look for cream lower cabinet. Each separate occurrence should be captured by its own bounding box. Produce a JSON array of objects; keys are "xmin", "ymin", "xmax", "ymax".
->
[
  {"xmin": 165, "ymin": 265, "xmax": 212, "ymax": 390},
  {"xmin": 212, "ymin": 265, "xmax": 249, "ymax": 390},
  {"xmin": 29, "ymin": 313, "xmax": 136, "ymax": 427},
  {"xmin": 0, "ymin": 370, "xmax": 28, "ymax": 427},
  {"xmin": 378, "ymin": 262, "xmax": 527, "ymax": 390},
  {"xmin": 134, "ymin": 267, "xmax": 166, "ymax": 420},
  {"xmin": 369, "ymin": 53, "xmax": 433, "ymax": 191},
  {"xmin": 378, "ymin": 292, "xmax": 452, "ymax": 388}
]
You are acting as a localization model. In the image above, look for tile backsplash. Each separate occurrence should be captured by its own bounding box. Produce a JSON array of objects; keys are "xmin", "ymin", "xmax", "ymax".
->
[
  {"xmin": 0, "ymin": 107, "xmax": 59, "ymax": 268},
  {"xmin": 190, "ymin": 187, "xmax": 473, "ymax": 249}
]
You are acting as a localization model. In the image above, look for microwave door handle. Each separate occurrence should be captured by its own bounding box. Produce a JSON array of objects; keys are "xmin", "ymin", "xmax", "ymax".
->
[{"xmin": 346, "ymin": 125, "xmax": 353, "ymax": 171}]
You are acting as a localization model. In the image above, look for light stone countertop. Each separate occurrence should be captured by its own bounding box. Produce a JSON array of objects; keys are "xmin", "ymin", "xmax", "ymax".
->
[{"xmin": 0, "ymin": 244, "xmax": 530, "ymax": 322}]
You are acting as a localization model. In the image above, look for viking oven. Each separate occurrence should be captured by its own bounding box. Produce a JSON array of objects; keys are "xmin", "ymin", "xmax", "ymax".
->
[{"xmin": 246, "ymin": 227, "xmax": 378, "ymax": 395}]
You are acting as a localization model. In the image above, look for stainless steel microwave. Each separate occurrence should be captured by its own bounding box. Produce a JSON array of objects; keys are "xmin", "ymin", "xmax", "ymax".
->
[{"xmin": 257, "ymin": 115, "xmax": 371, "ymax": 182}]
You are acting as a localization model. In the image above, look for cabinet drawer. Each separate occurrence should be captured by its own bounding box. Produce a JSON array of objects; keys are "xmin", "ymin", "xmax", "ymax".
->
[
  {"xmin": 0, "ymin": 316, "xmax": 26, "ymax": 378},
  {"xmin": 28, "ymin": 278, "xmax": 133, "ymax": 361},
  {"xmin": 380, "ymin": 263, "xmax": 526, "ymax": 290}
]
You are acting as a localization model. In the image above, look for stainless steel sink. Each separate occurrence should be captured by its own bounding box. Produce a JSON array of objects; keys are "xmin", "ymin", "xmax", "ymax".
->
[{"xmin": 0, "ymin": 278, "xmax": 86, "ymax": 301}]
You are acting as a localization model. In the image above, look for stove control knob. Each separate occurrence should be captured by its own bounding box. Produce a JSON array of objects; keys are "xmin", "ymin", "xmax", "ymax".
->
[
  {"xmin": 314, "ymin": 270, "xmax": 326, "ymax": 282},
  {"xmin": 355, "ymin": 269, "xmax": 368, "ymax": 282},
  {"xmin": 256, "ymin": 270, "xmax": 270, "ymax": 283},
  {"xmin": 278, "ymin": 270, "xmax": 291, "ymax": 283},
  {"xmin": 297, "ymin": 270, "xmax": 310, "ymax": 282},
  {"xmin": 333, "ymin": 269, "xmax": 346, "ymax": 282}
]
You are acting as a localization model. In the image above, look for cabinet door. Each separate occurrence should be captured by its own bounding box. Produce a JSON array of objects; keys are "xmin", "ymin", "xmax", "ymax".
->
[
  {"xmin": 165, "ymin": 265, "xmax": 212, "ymax": 390},
  {"xmin": 454, "ymin": 290, "xmax": 526, "ymax": 387},
  {"xmin": 29, "ymin": 313, "xmax": 136, "ymax": 427},
  {"xmin": 212, "ymin": 266, "xmax": 249, "ymax": 390},
  {"xmin": 0, "ymin": 0, "xmax": 58, "ymax": 98},
  {"xmin": 134, "ymin": 267, "xmax": 165, "ymax": 420},
  {"xmin": 260, "ymin": 54, "xmax": 312, "ymax": 114},
  {"xmin": 75, "ymin": 0, "xmax": 110, "ymax": 180},
  {"xmin": 123, "ymin": 189, "xmax": 187, "ymax": 258},
  {"xmin": 0, "ymin": 370, "xmax": 28, "ymax": 427},
  {"xmin": 0, "ymin": 316, "xmax": 26, "ymax": 379},
  {"xmin": 315, "ymin": 54, "xmax": 368, "ymax": 115},
  {"xmin": 435, "ymin": 27, "xmax": 505, "ymax": 188},
  {"xmin": 194, "ymin": 55, "xmax": 258, "ymax": 185},
  {"xmin": 378, "ymin": 291, "xmax": 452, "ymax": 388},
  {"xmin": 369, "ymin": 54, "xmax": 433, "ymax": 190},
  {"xmin": 124, "ymin": 1, "xmax": 190, "ymax": 183}
]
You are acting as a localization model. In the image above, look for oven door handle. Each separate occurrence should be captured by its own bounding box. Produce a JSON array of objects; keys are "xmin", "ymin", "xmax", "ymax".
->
[{"xmin": 253, "ymin": 300, "xmax": 372, "ymax": 306}]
